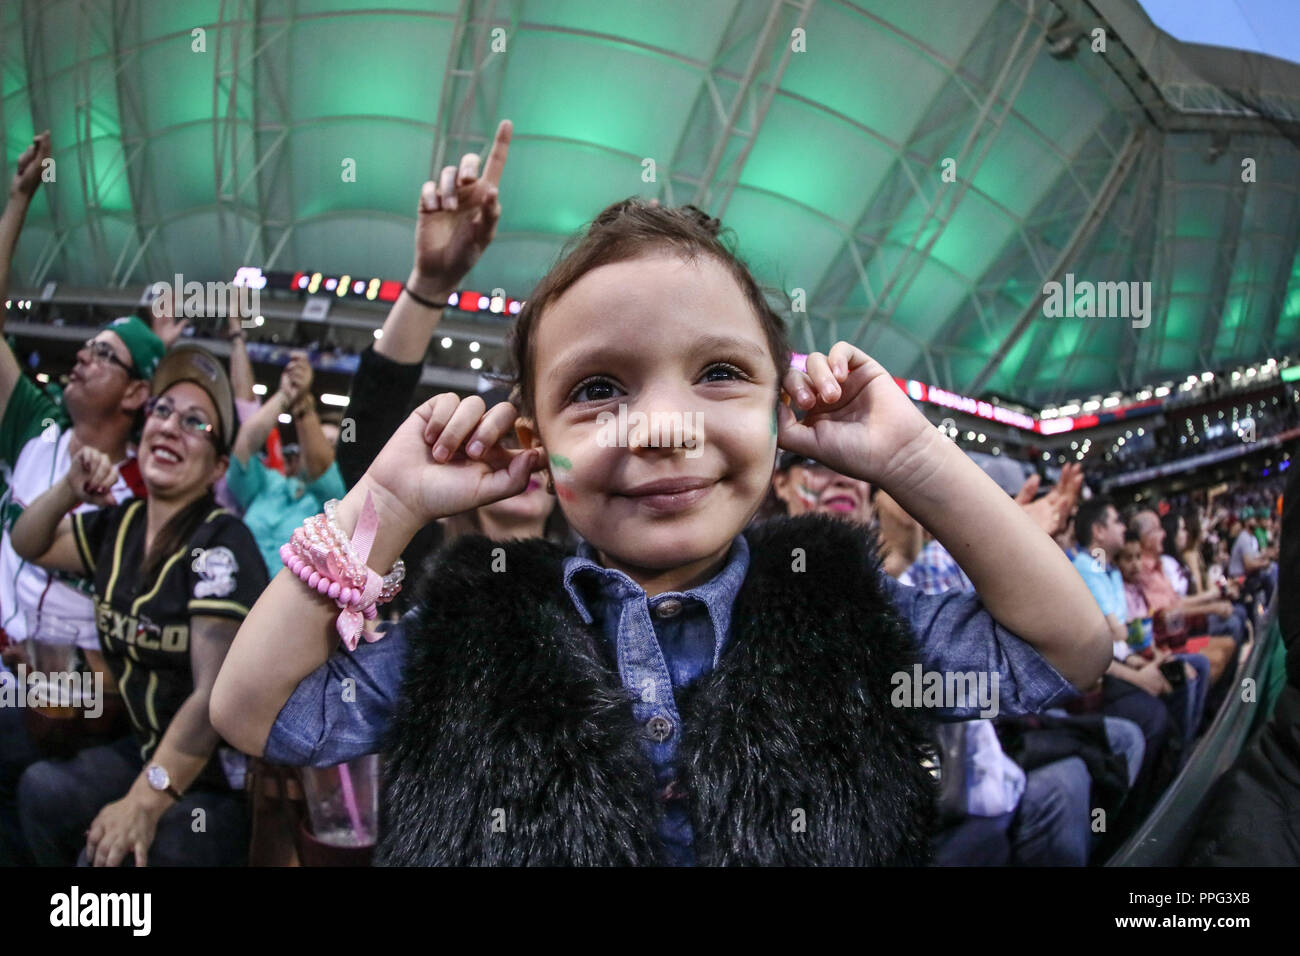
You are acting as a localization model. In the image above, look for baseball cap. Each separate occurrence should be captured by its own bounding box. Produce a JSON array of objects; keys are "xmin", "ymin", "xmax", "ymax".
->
[
  {"xmin": 101, "ymin": 316, "xmax": 165, "ymax": 380},
  {"xmin": 150, "ymin": 345, "xmax": 236, "ymax": 451}
]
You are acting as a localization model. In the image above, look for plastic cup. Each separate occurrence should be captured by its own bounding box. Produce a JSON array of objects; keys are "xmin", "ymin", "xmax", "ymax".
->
[{"xmin": 300, "ymin": 754, "xmax": 380, "ymax": 848}]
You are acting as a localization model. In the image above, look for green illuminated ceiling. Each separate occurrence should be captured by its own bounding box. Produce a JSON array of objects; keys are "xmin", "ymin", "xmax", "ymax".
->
[{"xmin": 3, "ymin": 0, "xmax": 1299, "ymax": 405}]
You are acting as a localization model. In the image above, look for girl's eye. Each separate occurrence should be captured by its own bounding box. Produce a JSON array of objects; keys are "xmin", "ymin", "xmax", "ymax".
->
[
  {"xmin": 570, "ymin": 377, "xmax": 621, "ymax": 404},
  {"xmin": 701, "ymin": 362, "xmax": 746, "ymax": 382}
]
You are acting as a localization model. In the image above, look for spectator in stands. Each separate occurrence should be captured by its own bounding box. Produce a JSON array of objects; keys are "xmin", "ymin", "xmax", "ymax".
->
[
  {"xmin": 207, "ymin": 311, "xmax": 267, "ymax": 517},
  {"xmin": 433, "ymin": 388, "xmax": 565, "ymax": 548},
  {"xmin": 1070, "ymin": 496, "xmax": 1175, "ymax": 811},
  {"xmin": 1228, "ymin": 510, "xmax": 1277, "ymax": 606},
  {"xmin": 214, "ymin": 195, "xmax": 1112, "ymax": 866},
  {"xmin": 224, "ymin": 351, "xmax": 345, "ymax": 576},
  {"xmin": 11, "ymin": 345, "xmax": 267, "ymax": 865},
  {"xmin": 769, "ymin": 451, "xmax": 873, "ymax": 525},
  {"xmin": 0, "ymin": 133, "xmax": 165, "ymax": 865},
  {"xmin": 1251, "ymin": 507, "xmax": 1271, "ymax": 551},
  {"xmin": 211, "ymin": 122, "xmax": 563, "ymax": 771},
  {"xmin": 872, "ymin": 487, "xmax": 924, "ymax": 582},
  {"xmin": 332, "ymin": 123, "xmax": 514, "ymax": 613},
  {"xmin": 1116, "ymin": 531, "xmax": 1210, "ymax": 761},
  {"xmin": 1133, "ymin": 509, "xmax": 1246, "ymax": 647},
  {"xmin": 1055, "ymin": 513, "xmax": 1079, "ymax": 562},
  {"xmin": 1179, "ymin": 508, "xmax": 1210, "ymax": 595},
  {"xmin": 876, "ymin": 497, "xmax": 1144, "ymax": 867}
]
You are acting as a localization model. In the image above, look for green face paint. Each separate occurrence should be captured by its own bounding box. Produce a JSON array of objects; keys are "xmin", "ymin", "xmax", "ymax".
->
[
  {"xmin": 771, "ymin": 405, "xmax": 778, "ymax": 437},
  {"xmin": 548, "ymin": 452, "xmax": 576, "ymax": 501}
]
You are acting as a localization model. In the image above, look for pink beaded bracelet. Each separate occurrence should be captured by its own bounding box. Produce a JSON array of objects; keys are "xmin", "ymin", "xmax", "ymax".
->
[{"xmin": 280, "ymin": 491, "xmax": 404, "ymax": 651}]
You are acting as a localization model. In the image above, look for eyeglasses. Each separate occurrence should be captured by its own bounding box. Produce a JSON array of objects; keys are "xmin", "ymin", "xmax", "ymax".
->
[
  {"xmin": 145, "ymin": 396, "xmax": 216, "ymax": 441},
  {"xmin": 80, "ymin": 339, "xmax": 136, "ymax": 377}
]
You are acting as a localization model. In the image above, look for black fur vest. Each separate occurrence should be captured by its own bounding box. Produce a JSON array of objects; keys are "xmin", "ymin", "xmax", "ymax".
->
[{"xmin": 377, "ymin": 513, "xmax": 938, "ymax": 866}]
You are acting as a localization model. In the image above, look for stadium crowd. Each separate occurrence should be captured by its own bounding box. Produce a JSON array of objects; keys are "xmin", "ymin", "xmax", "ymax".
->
[{"xmin": 0, "ymin": 125, "xmax": 1282, "ymax": 867}]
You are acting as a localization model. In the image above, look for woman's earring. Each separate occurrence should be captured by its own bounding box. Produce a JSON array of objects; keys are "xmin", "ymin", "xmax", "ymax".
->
[{"xmin": 545, "ymin": 470, "xmax": 556, "ymax": 495}]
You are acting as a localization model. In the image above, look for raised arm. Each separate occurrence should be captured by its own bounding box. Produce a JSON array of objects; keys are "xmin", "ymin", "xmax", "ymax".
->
[
  {"xmin": 0, "ymin": 132, "xmax": 51, "ymax": 418},
  {"xmin": 211, "ymin": 391, "xmax": 542, "ymax": 756},
  {"xmin": 231, "ymin": 357, "xmax": 303, "ymax": 467},
  {"xmin": 224, "ymin": 313, "xmax": 256, "ymax": 403},
  {"xmin": 778, "ymin": 343, "xmax": 1113, "ymax": 690},
  {"xmin": 11, "ymin": 446, "xmax": 117, "ymax": 573},
  {"xmin": 293, "ymin": 393, "xmax": 336, "ymax": 484},
  {"xmin": 376, "ymin": 118, "xmax": 510, "ymax": 363},
  {"xmin": 338, "ymin": 119, "xmax": 511, "ymax": 488}
]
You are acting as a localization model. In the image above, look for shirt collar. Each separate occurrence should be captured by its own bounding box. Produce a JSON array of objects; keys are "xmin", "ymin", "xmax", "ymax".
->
[{"xmin": 562, "ymin": 535, "xmax": 751, "ymax": 651}]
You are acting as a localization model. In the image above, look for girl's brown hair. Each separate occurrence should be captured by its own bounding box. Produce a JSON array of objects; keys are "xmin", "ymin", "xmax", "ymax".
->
[{"xmin": 506, "ymin": 198, "xmax": 793, "ymax": 419}]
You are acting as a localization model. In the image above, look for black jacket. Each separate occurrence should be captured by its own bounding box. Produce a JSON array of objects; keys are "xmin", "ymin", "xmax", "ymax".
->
[{"xmin": 377, "ymin": 513, "xmax": 939, "ymax": 866}]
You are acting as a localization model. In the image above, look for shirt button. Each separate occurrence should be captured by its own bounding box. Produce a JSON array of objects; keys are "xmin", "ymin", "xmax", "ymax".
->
[
  {"xmin": 653, "ymin": 598, "xmax": 683, "ymax": 619},
  {"xmin": 645, "ymin": 715, "xmax": 674, "ymax": 742}
]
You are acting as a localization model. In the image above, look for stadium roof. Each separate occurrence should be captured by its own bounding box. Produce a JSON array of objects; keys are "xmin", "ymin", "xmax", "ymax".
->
[{"xmin": 3, "ymin": 0, "xmax": 1299, "ymax": 407}]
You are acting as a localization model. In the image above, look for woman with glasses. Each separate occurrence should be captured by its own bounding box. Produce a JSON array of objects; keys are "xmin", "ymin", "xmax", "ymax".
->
[{"xmin": 10, "ymin": 345, "xmax": 268, "ymax": 866}]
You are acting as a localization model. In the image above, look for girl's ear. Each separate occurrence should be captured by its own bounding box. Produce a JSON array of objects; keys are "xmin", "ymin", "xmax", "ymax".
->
[{"xmin": 514, "ymin": 416, "xmax": 543, "ymax": 452}]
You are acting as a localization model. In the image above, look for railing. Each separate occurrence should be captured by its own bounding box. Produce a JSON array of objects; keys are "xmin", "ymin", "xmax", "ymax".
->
[{"xmin": 1106, "ymin": 597, "xmax": 1285, "ymax": 866}]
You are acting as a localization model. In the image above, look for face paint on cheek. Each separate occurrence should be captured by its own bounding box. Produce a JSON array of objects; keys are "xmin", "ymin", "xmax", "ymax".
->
[
  {"xmin": 795, "ymin": 482, "xmax": 819, "ymax": 509},
  {"xmin": 549, "ymin": 452, "xmax": 578, "ymax": 501}
]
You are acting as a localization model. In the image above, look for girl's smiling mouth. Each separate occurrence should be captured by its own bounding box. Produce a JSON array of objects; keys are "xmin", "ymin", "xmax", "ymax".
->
[{"xmin": 618, "ymin": 476, "xmax": 715, "ymax": 514}]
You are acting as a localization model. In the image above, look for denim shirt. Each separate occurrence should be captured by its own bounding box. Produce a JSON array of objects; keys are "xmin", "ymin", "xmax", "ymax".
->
[
  {"xmin": 266, "ymin": 534, "xmax": 1077, "ymax": 860},
  {"xmin": 558, "ymin": 536, "xmax": 750, "ymax": 865}
]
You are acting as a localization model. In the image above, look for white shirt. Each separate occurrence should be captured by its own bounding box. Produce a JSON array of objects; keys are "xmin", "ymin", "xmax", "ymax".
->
[
  {"xmin": 1, "ymin": 426, "xmax": 138, "ymax": 651},
  {"xmin": 1161, "ymin": 554, "xmax": 1189, "ymax": 597}
]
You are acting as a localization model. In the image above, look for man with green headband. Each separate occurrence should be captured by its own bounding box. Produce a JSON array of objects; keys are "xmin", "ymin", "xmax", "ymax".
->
[{"xmin": 0, "ymin": 132, "xmax": 164, "ymax": 864}]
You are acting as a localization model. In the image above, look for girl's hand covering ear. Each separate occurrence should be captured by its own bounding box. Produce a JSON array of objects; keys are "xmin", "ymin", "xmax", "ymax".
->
[
  {"xmin": 363, "ymin": 392, "xmax": 544, "ymax": 528},
  {"xmin": 776, "ymin": 342, "xmax": 933, "ymax": 487}
]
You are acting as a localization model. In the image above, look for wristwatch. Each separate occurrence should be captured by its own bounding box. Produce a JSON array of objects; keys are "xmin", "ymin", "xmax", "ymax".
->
[{"xmin": 145, "ymin": 763, "xmax": 183, "ymax": 802}]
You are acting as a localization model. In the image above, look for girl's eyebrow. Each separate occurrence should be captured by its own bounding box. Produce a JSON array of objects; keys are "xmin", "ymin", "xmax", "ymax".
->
[{"xmin": 548, "ymin": 335, "xmax": 768, "ymax": 385}]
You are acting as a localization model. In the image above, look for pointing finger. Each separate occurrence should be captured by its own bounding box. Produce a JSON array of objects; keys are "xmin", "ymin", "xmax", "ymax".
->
[{"xmin": 480, "ymin": 119, "xmax": 513, "ymax": 187}]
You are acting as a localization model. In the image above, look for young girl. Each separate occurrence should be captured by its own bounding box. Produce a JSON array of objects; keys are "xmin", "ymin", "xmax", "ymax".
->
[{"xmin": 212, "ymin": 199, "xmax": 1111, "ymax": 866}]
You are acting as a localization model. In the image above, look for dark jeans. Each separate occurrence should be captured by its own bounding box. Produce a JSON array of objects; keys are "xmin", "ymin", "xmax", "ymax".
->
[
  {"xmin": 1101, "ymin": 675, "xmax": 1169, "ymax": 818},
  {"xmin": 1207, "ymin": 606, "xmax": 1247, "ymax": 646},
  {"xmin": 18, "ymin": 736, "xmax": 249, "ymax": 866},
  {"xmin": 1101, "ymin": 654, "xmax": 1210, "ymax": 816},
  {"xmin": 0, "ymin": 704, "xmax": 44, "ymax": 865}
]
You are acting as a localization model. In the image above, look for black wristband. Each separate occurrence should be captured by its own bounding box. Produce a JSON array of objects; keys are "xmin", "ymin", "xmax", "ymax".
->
[
  {"xmin": 226, "ymin": 330, "xmax": 246, "ymax": 342},
  {"xmin": 403, "ymin": 284, "xmax": 449, "ymax": 310}
]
